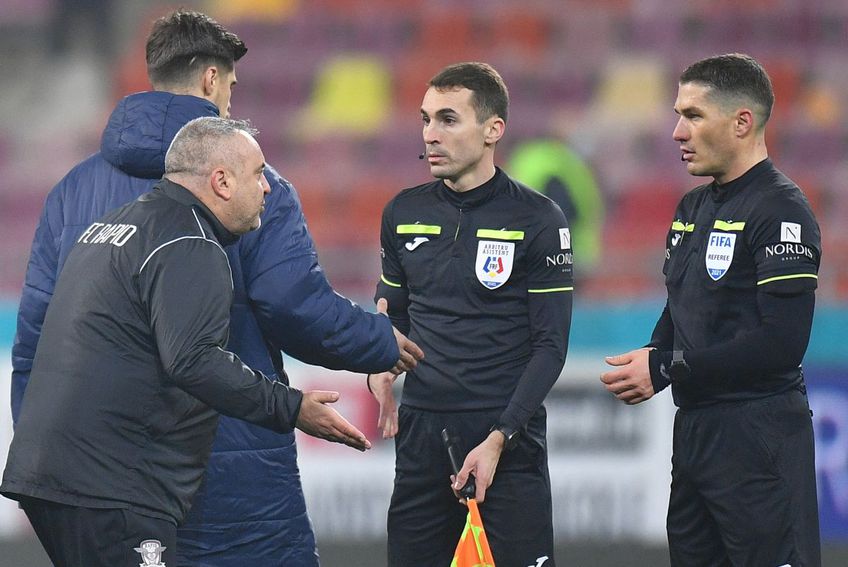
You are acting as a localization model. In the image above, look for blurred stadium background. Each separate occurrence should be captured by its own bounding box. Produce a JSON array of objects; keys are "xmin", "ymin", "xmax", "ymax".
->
[{"xmin": 1, "ymin": 1, "xmax": 847, "ymax": 565}]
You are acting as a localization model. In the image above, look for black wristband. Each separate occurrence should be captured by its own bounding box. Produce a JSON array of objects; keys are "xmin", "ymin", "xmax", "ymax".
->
[
  {"xmin": 648, "ymin": 349, "xmax": 673, "ymax": 393},
  {"xmin": 489, "ymin": 423, "xmax": 520, "ymax": 451}
]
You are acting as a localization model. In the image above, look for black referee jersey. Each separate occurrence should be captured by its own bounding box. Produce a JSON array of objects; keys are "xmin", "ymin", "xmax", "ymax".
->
[
  {"xmin": 652, "ymin": 158, "xmax": 821, "ymax": 408},
  {"xmin": 375, "ymin": 168, "xmax": 573, "ymax": 431}
]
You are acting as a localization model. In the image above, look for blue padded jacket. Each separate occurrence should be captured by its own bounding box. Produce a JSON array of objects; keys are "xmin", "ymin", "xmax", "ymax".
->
[{"xmin": 11, "ymin": 91, "xmax": 398, "ymax": 566}]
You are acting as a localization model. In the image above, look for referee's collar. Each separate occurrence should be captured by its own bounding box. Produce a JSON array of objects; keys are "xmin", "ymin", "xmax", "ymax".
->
[
  {"xmin": 439, "ymin": 167, "xmax": 503, "ymax": 209},
  {"xmin": 710, "ymin": 158, "xmax": 772, "ymax": 202}
]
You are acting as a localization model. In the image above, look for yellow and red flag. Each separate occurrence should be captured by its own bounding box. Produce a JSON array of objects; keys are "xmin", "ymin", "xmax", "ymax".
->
[{"xmin": 450, "ymin": 499, "xmax": 495, "ymax": 567}]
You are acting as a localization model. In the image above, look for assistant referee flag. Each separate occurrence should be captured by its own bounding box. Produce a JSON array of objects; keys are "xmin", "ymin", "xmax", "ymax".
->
[{"xmin": 451, "ymin": 499, "xmax": 495, "ymax": 567}]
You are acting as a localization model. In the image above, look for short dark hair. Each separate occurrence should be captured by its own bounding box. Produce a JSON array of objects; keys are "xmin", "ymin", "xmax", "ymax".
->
[
  {"xmin": 429, "ymin": 62, "xmax": 509, "ymax": 123},
  {"xmin": 679, "ymin": 53, "xmax": 774, "ymax": 128},
  {"xmin": 146, "ymin": 10, "xmax": 247, "ymax": 89}
]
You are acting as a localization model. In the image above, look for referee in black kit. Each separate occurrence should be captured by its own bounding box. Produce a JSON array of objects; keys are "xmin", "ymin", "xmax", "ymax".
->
[
  {"xmin": 601, "ymin": 54, "xmax": 821, "ymax": 566},
  {"xmin": 368, "ymin": 62, "xmax": 573, "ymax": 566}
]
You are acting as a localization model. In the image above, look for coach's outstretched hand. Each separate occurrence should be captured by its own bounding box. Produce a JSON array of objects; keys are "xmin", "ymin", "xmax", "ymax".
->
[
  {"xmin": 377, "ymin": 298, "xmax": 424, "ymax": 375},
  {"xmin": 296, "ymin": 390, "xmax": 371, "ymax": 451}
]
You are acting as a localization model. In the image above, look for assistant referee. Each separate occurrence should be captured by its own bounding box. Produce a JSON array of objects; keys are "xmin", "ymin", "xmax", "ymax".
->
[
  {"xmin": 369, "ymin": 62, "xmax": 573, "ymax": 567},
  {"xmin": 601, "ymin": 53, "xmax": 821, "ymax": 566}
]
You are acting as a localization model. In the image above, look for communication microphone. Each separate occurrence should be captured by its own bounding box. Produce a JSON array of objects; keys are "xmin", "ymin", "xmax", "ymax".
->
[
  {"xmin": 441, "ymin": 427, "xmax": 476, "ymax": 499},
  {"xmin": 418, "ymin": 152, "xmax": 426, "ymax": 159}
]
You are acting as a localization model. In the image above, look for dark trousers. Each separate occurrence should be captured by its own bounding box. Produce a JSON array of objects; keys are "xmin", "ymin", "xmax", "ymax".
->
[
  {"xmin": 20, "ymin": 496, "xmax": 177, "ymax": 567},
  {"xmin": 667, "ymin": 388, "xmax": 821, "ymax": 567},
  {"xmin": 387, "ymin": 405, "xmax": 555, "ymax": 567}
]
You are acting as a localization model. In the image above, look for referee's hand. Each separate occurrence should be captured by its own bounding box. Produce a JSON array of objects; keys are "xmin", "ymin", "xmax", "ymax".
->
[
  {"xmin": 600, "ymin": 348, "xmax": 655, "ymax": 405},
  {"xmin": 376, "ymin": 298, "xmax": 425, "ymax": 374},
  {"xmin": 367, "ymin": 372, "xmax": 399, "ymax": 439},
  {"xmin": 295, "ymin": 390, "xmax": 372, "ymax": 451},
  {"xmin": 452, "ymin": 432, "xmax": 504, "ymax": 504}
]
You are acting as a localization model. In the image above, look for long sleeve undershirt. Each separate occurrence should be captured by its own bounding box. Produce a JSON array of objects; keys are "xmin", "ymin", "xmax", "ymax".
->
[{"xmin": 648, "ymin": 290, "xmax": 814, "ymax": 393}]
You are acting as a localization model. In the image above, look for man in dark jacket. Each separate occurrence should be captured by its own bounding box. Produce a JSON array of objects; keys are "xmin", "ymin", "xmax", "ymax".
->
[
  {"xmin": 10, "ymin": 10, "xmax": 422, "ymax": 566},
  {"xmin": 3, "ymin": 116, "xmax": 373, "ymax": 567}
]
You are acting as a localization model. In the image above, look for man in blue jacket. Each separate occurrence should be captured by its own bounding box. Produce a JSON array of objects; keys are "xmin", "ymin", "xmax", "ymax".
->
[{"xmin": 11, "ymin": 10, "xmax": 422, "ymax": 566}]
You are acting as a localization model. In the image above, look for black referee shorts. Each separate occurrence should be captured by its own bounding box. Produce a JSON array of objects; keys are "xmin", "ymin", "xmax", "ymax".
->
[
  {"xmin": 387, "ymin": 405, "xmax": 554, "ymax": 567},
  {"xmin": 19, "ymin": 496, "xmax": 177, "ymax": 567},
  {"xmin": 667, "ymin": 387, "xmax": 821, "ymax": 567}
]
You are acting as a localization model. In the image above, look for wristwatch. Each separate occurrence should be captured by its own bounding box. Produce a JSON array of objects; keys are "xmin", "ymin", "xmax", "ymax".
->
[
  {"xmin": 490, "ymin": 423, "xmax": 519, "ymax": 451},
  {"xmin": 669, "ymin": 350, "xmax": 690, "ymax": 382}
]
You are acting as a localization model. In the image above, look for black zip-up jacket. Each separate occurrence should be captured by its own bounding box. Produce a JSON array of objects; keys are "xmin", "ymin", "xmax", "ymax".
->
[
  {"xmin": 647, "ymin": 159, "xmax": 821, "ymax": 408},
  {"xmin": 375, "ymin": 168, "xmax": 573, "ymax": 432},
  {"xmin": 1, "ymin": 180, "xmax": 302, "ymax": 524}
]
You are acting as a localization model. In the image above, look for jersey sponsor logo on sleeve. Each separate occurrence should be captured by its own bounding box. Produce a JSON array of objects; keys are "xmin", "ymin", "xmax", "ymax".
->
[
  {"xmin": 705, "ymin": 231, "xmax": 736, "ymax": 281},
  {"xmin": 475, "ymin": 240, "xmax": 515, "ymax": 289},
  {"xmin": 545, "ymin": 252, "xmax": 573, "ymax": 268},
  {"xmin": 764, "ymin": 242, "xmax": 815, "ymax": 261},
  {"xmin": 781, "ymin": 221, "xmax": 801, "ymax": 243},
  {"xmin": 559, "ymin": 227, "xmax": 571, "ymax": 250}
]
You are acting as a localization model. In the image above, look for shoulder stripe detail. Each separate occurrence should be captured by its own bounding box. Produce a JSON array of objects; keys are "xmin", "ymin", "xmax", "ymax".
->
[
  {"xmin": 380, "ymin": 274, "xmax": 403, "ymax": 288},
  {"xmin": 397, "ymin": 224, "xmax": 441, "ymax": 235},
  {"xmin": 757, "ymin": 273, "xmax": 818, "ymax": 286},
  {"xmin": 713, "ymin": 220, "xmax": 746, "ymax": 231},
  {"xmin": 192, "ymin": 209, "xmax": 207, "ymax": 239},
  {"xmin": 671, "ymin": 221, "xmax": 695, "ymax": 232},
  {"xmin": 528, "ymin": 286, "xmax": 574, "ymax": 293},
  {"xmin": 476, "ymin": 229, "xmax": 525, "ymax": 240},
  {"xmin": 139, "ymin": 236, "xmax": 234, "ymax": 290}
]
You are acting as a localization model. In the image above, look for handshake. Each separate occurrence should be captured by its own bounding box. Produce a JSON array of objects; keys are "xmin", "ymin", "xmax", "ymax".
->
[{"xmin": 295, "ymin": 297, "xmax": 424, "ymax": 451}]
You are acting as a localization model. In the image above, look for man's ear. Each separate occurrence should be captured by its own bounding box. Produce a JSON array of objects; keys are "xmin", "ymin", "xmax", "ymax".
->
[
  {"xmin": 210, "ymin": 167, "xmax": 232, "ymax": 200},
  {"xmin": 201, "ymin": 66, "xmax": 220, "ymax": 97},
  {"xmin": 735, "ymin": 108, "xmax": 755, "ymax": 138},
  {"xmin": 484, "ymin": 117, "xmax": 505, "ymax": 146}
]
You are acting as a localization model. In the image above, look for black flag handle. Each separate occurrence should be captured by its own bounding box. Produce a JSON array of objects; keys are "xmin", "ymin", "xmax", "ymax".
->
[{"xmin": 441, "ymin": 427, "xmax": 476, "ymax": 500}]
